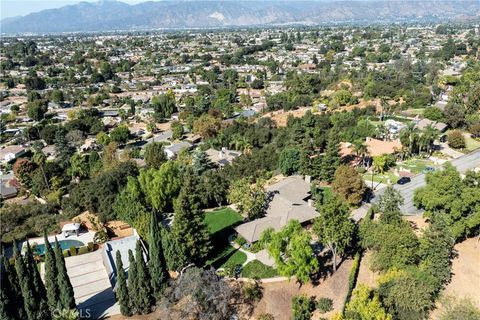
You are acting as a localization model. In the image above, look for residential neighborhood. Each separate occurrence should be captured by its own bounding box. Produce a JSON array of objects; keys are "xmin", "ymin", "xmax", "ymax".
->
[{"xmin": 1, "ymin": 3, "xmax": 480, "ymax": 320}]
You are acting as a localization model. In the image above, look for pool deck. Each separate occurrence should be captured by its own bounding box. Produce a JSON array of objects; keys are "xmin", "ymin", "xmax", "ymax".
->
[{"xmin": 22, "ymin": 230, "xmax": 95, "ymax": 250}]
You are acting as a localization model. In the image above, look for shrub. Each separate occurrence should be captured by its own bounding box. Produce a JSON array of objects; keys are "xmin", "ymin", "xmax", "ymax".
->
[
  {"xmin": 69, "ymin": 246, "xmax": 77, "ymax": 256},
  {"xmin": 317, "ymin": 297, "xmax": 333, "ymax": 313},
  {"xmin": 292, "ymin": 294, "xmax": 315, "ymax": 320},
  {"xmin": 62, "ymin": 249, "xmax": 70, "ymax": 258},
  {"xmin": 93, "ymin": 230, "xmax": 108, "ymax": 244},
  {"xmin": 78, "ymin": 246, "xmax": 89, "ymax": 255},
  {"xmin": 343, "ymin": 252, "xmax": 362, "ymax": 312},
  {"xmin": 257, "ymin": 314, "xmax": 274, "ymax": 320},
  {"xmin": 234, "ymin": 235, "xmax": 246, "ymax": 247},
  {"xmin": 242, "ymin": 280, "xmax": 263, "ymax": 303},
  {"xmin": 447, "ymin": 130, "xmax": 466, "ymax": 149},
  {"xmin": 87, "ymin": 242, "xmax": 94, "ymax": 251}
]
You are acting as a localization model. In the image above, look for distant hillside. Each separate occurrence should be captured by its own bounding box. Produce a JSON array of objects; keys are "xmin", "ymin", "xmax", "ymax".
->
[{"xmin": 1, "ymin": 0, "xmax": 479, "ymax": 33}]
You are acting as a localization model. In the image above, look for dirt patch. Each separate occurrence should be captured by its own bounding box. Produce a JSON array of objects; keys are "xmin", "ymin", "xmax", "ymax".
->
[
  {"xmin": 441, "ymin": 238, "xmax": 480, "ymax": 306},
  {"xmin": 252, "ymin": 258, "xmax": 353, "ymax": 320},
  {"xmin": 105, "ymin": 220, "xmax": 134, "ymax": 239},
  {"xmin": 355, "ymin": 251, "xmax": 380, "ymax": 290},
  {"xmin": 404, "ymin": 215, "xmax": 430, "ymax": 236}
]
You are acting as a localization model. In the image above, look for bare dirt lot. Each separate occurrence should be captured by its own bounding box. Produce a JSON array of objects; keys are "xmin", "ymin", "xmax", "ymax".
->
[
  {"xmin": 441, "ymin": 238, "xmax": 480, "ymax": 307},
  {"xmin": 252, "ymin": 258, "xmax": 353, "ymax": 320}
]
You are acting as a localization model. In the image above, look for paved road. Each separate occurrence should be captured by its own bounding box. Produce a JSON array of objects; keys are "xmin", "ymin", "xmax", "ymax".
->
[{"xmin": 371, "ymin": 149, "xmax": 480, "ymax": 216}]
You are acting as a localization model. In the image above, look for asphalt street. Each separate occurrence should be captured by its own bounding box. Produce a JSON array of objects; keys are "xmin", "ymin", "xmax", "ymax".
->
[{"xmin": 371, "ymin": 148, "xmax": 480, "ymax": 215}]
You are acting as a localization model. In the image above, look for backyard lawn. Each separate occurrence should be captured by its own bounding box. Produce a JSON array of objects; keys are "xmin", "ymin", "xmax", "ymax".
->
[
  {"xmin": 204, "ymin": 207, "xmax": 245, "ymax": 269},
  {"xmin": 204, "ymin": 207, "xmax": 243, "ymax": 234},
  {"xmin": 465, "ymin": 136, "xmax": 480, "ymax": 152},
  {"xmin": 241, "ymin": 260, "xmax": 278, "ymax": 278},
  {"xmin": 397, "ymin": 158, "xmax": 437, "ymax": 174}
]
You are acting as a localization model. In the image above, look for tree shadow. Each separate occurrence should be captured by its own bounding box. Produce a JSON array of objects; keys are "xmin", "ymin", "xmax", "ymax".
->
[{"xmin": 78, "ymin": 287, "xmax": 117, "ymax": 319}]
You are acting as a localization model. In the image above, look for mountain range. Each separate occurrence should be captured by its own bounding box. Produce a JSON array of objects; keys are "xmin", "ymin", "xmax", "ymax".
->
[{"xmin": 1, "ymin": 0, "xmax": 479, "ymax": 34}]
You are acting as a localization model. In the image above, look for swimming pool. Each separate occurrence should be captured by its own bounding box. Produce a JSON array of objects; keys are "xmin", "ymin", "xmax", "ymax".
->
[{"xmin": 34, "ymin": 239, "xmax": 84, "ymax": 255}]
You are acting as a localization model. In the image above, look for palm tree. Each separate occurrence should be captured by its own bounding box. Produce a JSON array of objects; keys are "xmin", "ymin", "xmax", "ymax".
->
[
  {"xmin": 420, "ymin": 125, "xmax": 439, "ymax": 155},
  {"xmin": 399, "ymin": 122, "xmax": 419, "ymax": 158},
  {"xmin": 352, "ymin": 140, "xmax": 369, "ymax": 167}
]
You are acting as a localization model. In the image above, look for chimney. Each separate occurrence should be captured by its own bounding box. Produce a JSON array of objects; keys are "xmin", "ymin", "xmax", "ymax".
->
[{"xmin": 308, "ymin": 199, "xmax": 314, "ymax": 208}]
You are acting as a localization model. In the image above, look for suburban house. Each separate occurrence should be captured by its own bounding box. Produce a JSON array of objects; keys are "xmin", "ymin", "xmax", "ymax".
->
[
  {"xmin": 415, "ymin": 118, "xmax": 448, "ymax": 133},
  {"xmin": 0, "ymin": 145, "xmax": 26, "ymax": 164},
  {"xmin": 164, "ymin": 141, "xmax": 192, "ymax": 159},
  {"xmin": 235, "ymin": 176, "xmax": 318, "ymax": 243},
  {"xmin": 205, "ymin": 147, "xmax": 241, "ymax": 167},
  {"xmin": 0, "ymin": 173, "xmax": 19, "ymax": 199}
]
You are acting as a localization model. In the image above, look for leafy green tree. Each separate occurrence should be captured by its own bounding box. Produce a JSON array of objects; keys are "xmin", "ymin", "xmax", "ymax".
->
[
  {"xmin": 261, "ymin": 220, "xmax": 319, "ymax": 283},
  {"xmin": 110, "ymin": 125, "xmax": 130, "ymax": 144},
  {"xmin": 152, "ymin": 92, "xmax": 177, "ymax": 119},
  {"xmin": 13, "ymin": 158, "xmax": 35, "ymax": 188},
  {"xmin": 139, "ymin": 162, "xmax": 181, "ymax": 212},
  {"xmin": 291, "ymin": 294, "xmax": 315, "ymax": 320},
  {"xmin": 148, "ymin": 213, "xmax": 168, "ymax": 299},
  {"xmin": 54, "ymin": 238, "xmax": 76, "ymax": 310},
  {"xmin": 377, "ymin": 186, "xmax": 403, "ymax": 225},
  {"xmin": 171, "ymin": 120, "xmax": 184, "ymax": 139},
  {"xmin": 378, "ymin": 267, "xmax": 436, "ymax": 320},
  {"xmin": 331, "ymin": 165, "xmax": 366, "ymax": 206},
  {"xmin": 115, "ymin": 251, "xmax": 130, "ymax": 316},
  {"xmin": 43, "ymin": 232, "xmax": 60, "ymax": 312},
  {"xmin": 144, "ymin": 142, "xmax": 167, "ymax": 169},
  {"xmin": 193, "ymin": 114, "xmax": 222, "ymax": 138},
  {"xmin": 227, "ymin": 178, "xmax": 266, "ymax": 219},
  {"xmin": 135, "ymin": 241, "xmax": 154, "ymax": 314},
  {"xmin": 360, "ymin": 220, "xmax": 419, "ymax": 272},
  {"xmin": 414, "ymin": 164, "xmax": 480, "ymax": 240},
  {"xmin": 344, "ymin": 284, "xmax": 392, "ymax": 320},
  {"xmin": 172, "ymin": 172, "xmax": 212, "ymax": 264},
  {"xmin": 278, "ymin": 148, "xmax": 301, "ymax": 176},
  {"xmin": 313, "ymin": 195, "xmax": 355, "ymax": 272},
  {"xmin": 418, "ymin": 216, "xmax": 454, "ymax": 288}
]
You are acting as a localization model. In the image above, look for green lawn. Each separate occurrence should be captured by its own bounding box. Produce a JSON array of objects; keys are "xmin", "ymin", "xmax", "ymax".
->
[
  {"xmin": 241, "ymin": 260, "xmax": 278, "ymax": 278},
  {"xmin": 465, "ymin": 136, "xmax": 480, "ymax": 152},
  {"xmin": 204, "ymin": 207, "xmax": 243, "ymax": 234},
  {"xmin": 363, "ymin": 171, "xmax": 399, "ymax": 185},
  {"xmin": 204, "ymin": 207, "xmax": 245, "ymax": 269},
  {"xmin": 397, "ymin": 158, "xmax": 436, "ymax": 174}
]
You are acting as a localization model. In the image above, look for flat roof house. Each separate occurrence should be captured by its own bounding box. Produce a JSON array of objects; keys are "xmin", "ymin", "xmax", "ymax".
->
[
  {"xmin": 0, "ymin": 145, "xmax": 26, "ymax": 164},
  {"xmin": 235, "ymin": 176, "xmax": 318, "ymax": 243}
]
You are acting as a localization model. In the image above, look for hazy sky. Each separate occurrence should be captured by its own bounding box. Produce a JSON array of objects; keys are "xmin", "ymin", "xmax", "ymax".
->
[{"xmin": 1, "ymin": 0, "xmax": 146, "ymax": 19}]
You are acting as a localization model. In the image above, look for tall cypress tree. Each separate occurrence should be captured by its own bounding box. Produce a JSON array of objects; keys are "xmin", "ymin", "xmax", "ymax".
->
[
  {"xmin": 135, "ymin": 241, "xmax": 154, "ymax": 314},
  {"xmin": 172, "ymin": 172, "xmax": 212, "ymax": 264},
  {"xmin": 1, "ymin": 257, "xmax": 15, "ymax": 320},
  {"xmin": 25, "ymin": 242, "xmax": 50, "ymax": 320},
  {"xmin": 320, "ymin": 132, "xmax": 341, "ymax": 182},
  {"xmin": 14, "ymin": 243, "xmax": 40, "ymax": 320},
  {"xmin": 43, "ymin": 232, "xmax": 60, "ymax": 312},
  {"xmin": 54, "ymin": 237, "xmax": 76, "ymax": 310},
  {"xmin": 127, "ymin": 249, "xmax": 139, "ymax": 314},
  {"xmin": 2, "ymin": 255, "xmax": 26, "ymax": 319},
  {"xmin": 115, "ymin": 251, "xmax": 131, "ymax": 316},
  {"xmin": 148, "ymin": 213, "xmax": 168, "ymax": 300}
]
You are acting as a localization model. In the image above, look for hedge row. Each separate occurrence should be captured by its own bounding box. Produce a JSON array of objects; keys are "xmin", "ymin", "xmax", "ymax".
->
[
  {"xmin": 62, "ymin": 241, "xmax": 95, "ymax": 257},
  {"xmin": 342, "ymin": 251, "xmax": 362, "ymax": 313}
]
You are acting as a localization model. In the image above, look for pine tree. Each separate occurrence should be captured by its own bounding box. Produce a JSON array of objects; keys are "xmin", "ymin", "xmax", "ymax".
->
[
  {"xmin": 191, "ymin": 149, "xmax": 214, "ymax": 175},
  {"xmin": 2, "ymin": 255, "xmax": 26, "ymax": 319},
  {"xmin": 115, "ymin": 251, "xmax": 131, "ymax": 316},
  {"xmin": 43, "ymin": 232, "xmax": 60, "ymax": 312},
  {"xmin": 54, "ymin": 237, "xmax": 76, "ymax": 310},
  {"xmin": 148, "ymin": 213, "xmax": 168, "ymax": 300},
  {"xmin": 14, "ymin": 243, "xmax": 41, "ymax": 320},
  {"xmin": 172, "ymin": 174, "xmax": 212, "ymax": 264},
  {"xmin": 127, "ymin": 249, "xmax": 139, "ymax": 313},
  {"xmin": 24, "ymin": 242, "xmax": 50, "ymax": 320},
  {"xmin": 135, "ymin": 241, "xmax": 154, "ymax": 314},
  {"xmin": 320, "ymin": 133, "xmax": 341, "ymax": 182}
]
